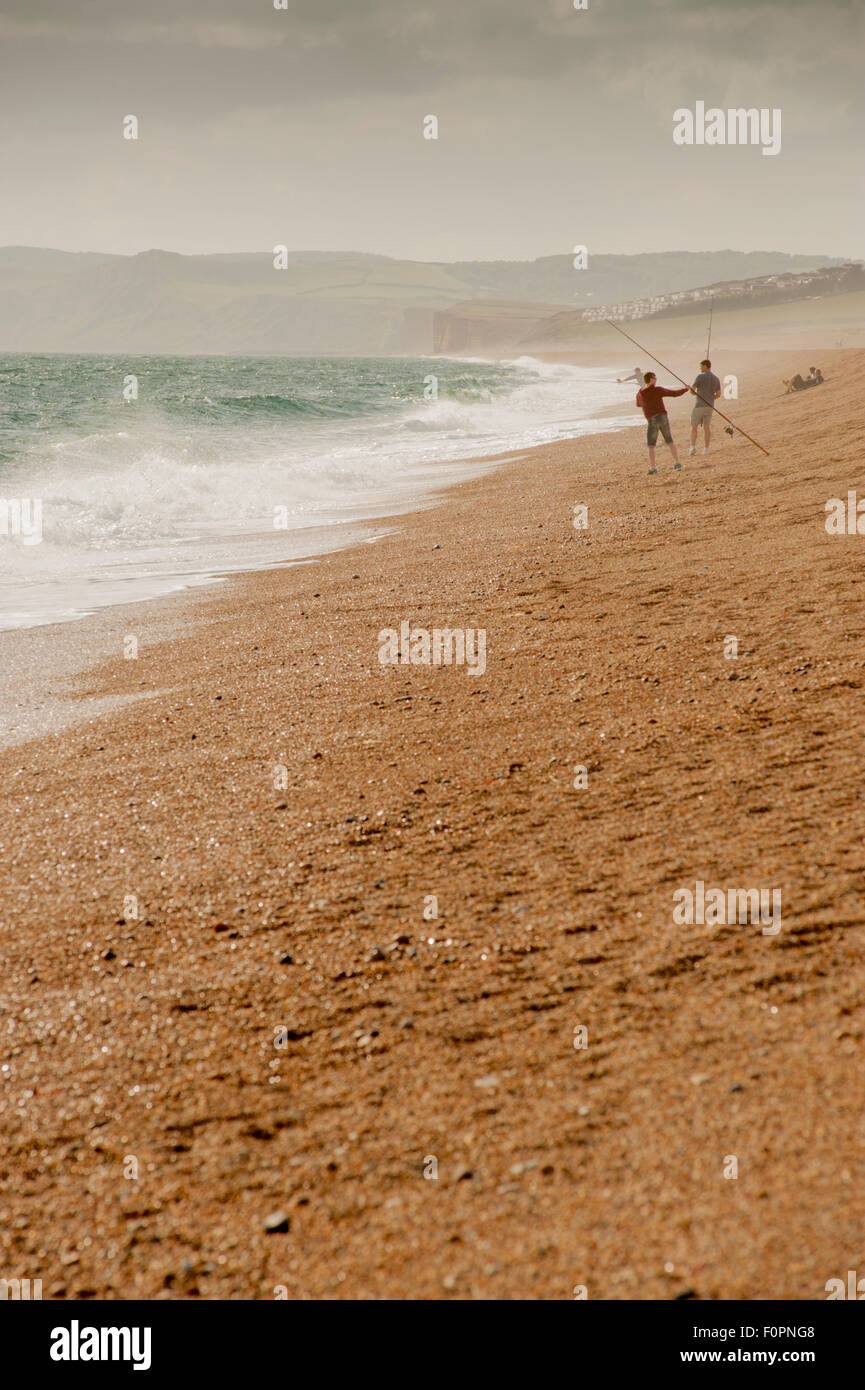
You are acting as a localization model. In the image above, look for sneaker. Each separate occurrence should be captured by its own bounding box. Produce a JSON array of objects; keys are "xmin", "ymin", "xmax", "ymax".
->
[
  {"xmin": 648, "ymin": 467, "xmax": 657, "ymax": 475},
  {"xmin": 701, "ymin": 447, "xmax": 709, "ymax": 455},
  {"xmin": 673, "ymin": 462, "xmax": 682, "ymax": 471},
  {"xmin": 688, "ymin": 445, "xmax": 696, "ymax": 456}
]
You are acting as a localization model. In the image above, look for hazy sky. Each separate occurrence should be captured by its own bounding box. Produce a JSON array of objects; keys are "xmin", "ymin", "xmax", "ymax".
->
[{"xmin": 0, "ymin": 0, "xmax": 862, "ymax": 260}]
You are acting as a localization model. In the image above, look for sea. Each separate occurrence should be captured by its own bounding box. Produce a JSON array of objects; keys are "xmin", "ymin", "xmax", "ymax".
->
[{"xmin": 0, "ymin": 353, "xmax": 637, "ymax": 631}]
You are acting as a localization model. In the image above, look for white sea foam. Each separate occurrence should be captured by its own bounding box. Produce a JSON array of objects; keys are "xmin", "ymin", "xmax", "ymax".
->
[{"xmin": 0, "ymin": 354, "xmax": 637, "ymax": 629}]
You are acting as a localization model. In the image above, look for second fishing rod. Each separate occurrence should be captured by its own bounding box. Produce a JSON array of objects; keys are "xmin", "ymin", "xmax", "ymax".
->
[{"xmin": 606, "ymin": 317, "xmax": 770, "ymax": 456}]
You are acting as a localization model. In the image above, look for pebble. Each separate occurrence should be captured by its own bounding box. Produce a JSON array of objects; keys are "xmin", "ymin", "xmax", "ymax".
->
[{"xmin": 263, "ymin": 1210, "xmax": 290, "ymax": 1234}]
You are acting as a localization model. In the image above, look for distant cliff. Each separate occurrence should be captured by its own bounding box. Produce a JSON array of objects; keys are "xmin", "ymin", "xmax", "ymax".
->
[
  {"xmin": 432, "ymin": 301, "xmax": 573, "ymax": 354},
  {"xmin": 0, "ymin": 247, "xmax": 850, "ymax": 355}
]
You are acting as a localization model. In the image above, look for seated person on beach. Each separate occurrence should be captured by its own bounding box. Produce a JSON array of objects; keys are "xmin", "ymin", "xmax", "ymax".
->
[
  {"xmin": 635, "ymin": 371, "xmax": 692, "ymax": 475},
  {"xmin": 786, "ymin": 370, "xmax": 825, "ymax": 392}
]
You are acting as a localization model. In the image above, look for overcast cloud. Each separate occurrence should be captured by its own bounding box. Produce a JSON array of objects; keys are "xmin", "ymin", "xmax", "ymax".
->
[{"xmin": 0, "ymin": 0, "xmax": 861, "ymax": 258}]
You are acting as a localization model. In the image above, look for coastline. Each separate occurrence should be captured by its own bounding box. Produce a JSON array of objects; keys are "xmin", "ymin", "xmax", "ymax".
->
[
  {"xmin": 0, "ymin": 362, "xmax": 637, "ymax": 749},
  {"xmin": 0, "ymin": 353, "xmax": 635, "ymax": 640},
  {"xmin": 0, "ymin": 445, "xmax": 550, "ymax": 750},
  {"xmin": 1, "ymin": 346, "xmax": 863, "ymax": 1300},
  {"xmin": 0, "ymin": 344, "xmax": 793, "ymax": 746}
]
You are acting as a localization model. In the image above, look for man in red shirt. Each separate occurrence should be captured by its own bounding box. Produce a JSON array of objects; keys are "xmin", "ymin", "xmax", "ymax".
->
[{"xmin": 635, "ymin": 371, "xmax": 693, "ymax": 474}]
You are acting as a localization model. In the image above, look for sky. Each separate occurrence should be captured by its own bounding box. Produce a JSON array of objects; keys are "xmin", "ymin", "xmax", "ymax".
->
[{"xmin": 0, "ymin": 0, "xmax": 862, "ymax": 261}]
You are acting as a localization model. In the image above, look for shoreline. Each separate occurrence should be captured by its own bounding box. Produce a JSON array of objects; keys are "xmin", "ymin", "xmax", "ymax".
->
[
  {"xmin": 0, "ymin": 352, "xmax": 635, "ymax": 642},
  {"xmin": 0, "ymin": 449, "xmax": 536, "ymax": 750},
  {"xmin": 1, "ymin": 346, "xmax": 862, "ymax": 1299},
  {"xmin": 0, "ymin": 343, "xmax": 795, "ymax": 746},
  {"xmin": 0, "ymin": 363, "xmax": 639, "ymax": 749}
]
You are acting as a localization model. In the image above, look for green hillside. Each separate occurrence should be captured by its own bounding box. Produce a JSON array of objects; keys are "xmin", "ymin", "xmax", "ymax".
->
[{"xmin": 0, "ymin": 247, "xmax": 852, "ymax": 354}]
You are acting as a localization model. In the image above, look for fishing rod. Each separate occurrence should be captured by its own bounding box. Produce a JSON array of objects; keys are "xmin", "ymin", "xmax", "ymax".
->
[
  {"xmin": 706, "ymin": 297, "xmax": 714, "ymax": 359},
  {"xmin": 605, "ymin": 318, "xmax": 770, "ymax": 457}
]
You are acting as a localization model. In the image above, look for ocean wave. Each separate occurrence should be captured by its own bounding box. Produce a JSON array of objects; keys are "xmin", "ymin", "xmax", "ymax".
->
[
  {"xmin": 0, "ymin": 353, "xmax": 637, "ymax": 626},
  {"xmin": 215, "ymin": 392, "xmax": 349, "ymax": 418}
]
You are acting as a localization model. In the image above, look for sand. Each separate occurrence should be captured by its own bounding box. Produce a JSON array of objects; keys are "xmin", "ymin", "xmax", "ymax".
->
[{"xmin": 0, "ymin": 348, "xmax": 862, "ymax": 1301}]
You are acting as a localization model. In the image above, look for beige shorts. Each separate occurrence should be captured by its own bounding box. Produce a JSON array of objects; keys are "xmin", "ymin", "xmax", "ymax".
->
[{"xmin": 691, "ymin": 404, "xmax": 714, "ymax": 427}]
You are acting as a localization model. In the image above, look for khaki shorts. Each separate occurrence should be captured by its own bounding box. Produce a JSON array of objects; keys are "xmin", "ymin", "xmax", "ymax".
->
[{"xmin": 691, "ymin": 404, "xmax": 714, "ymax": 427}]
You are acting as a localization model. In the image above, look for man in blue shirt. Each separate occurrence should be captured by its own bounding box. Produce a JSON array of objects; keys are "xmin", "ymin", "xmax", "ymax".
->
[{"xmin": 689, "ymin": 358, "xmax": 722, "ymax": 456}]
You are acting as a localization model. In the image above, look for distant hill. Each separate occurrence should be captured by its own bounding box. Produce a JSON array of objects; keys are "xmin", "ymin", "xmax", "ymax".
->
[
  {"xmin": 0, "ymin": 247, "xmax": 851, "ymax": 355},
  {"xmin": 434, "ymin": 264, "xmax": 865, "ymax": 354}
]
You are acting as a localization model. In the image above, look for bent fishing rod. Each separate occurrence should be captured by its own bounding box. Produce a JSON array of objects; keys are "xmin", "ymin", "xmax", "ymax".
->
[{"xmin": 605, "ymin": 318, "xmax": 770, "ymax": 456}]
